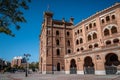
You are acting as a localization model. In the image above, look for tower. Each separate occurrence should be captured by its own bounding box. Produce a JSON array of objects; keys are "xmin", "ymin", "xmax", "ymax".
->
[{"xmin": 39, "ymin": 11, "xmax": 74, "ymax": 74}]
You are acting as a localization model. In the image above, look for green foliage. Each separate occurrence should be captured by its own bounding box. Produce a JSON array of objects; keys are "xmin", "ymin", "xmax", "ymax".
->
[
  {"xmin": 29, "ymin": 62, "xmax": 39, "ymax": 72},
  {"xmin": 0, "ymin": 0, "xmax": 31, "ymax": 36}
]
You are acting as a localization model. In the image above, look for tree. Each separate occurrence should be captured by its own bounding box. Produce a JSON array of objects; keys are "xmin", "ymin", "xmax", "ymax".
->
[
  {"xmin": 29, "ymin": 62, "xmax": 39, "ymax": 72},
  {"xmin": 0, "ymin": 0, "xmax": 31, "ymax": 37}
]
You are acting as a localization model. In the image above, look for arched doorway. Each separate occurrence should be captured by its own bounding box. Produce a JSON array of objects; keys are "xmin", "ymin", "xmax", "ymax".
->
[
  {"xmin": 70, "ymin": 59, "xmax": 77, "ymax": 74},
  {"xmin": 57, "ymin": 63, "xmax": 60, "ymax": 71},
  {"xmin": 84, "ymin": 56, "xmax": 95, "ymax": 74},
  {"xmin": 105, "ymin": 53, "xmax": 120, "ymax": 74}
]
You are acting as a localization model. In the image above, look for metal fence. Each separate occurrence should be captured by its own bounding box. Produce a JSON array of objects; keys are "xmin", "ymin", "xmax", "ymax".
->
[
  {"xmin": 105, "ymin": 66, "xmax": 117, "ymax": 74},
  {"xmin": 70, "ymin": 67, "xmax": 77, "ymax": 74},
  {"xmin": 84, "ymin": 67, "xmax": 95, "ymax": 74}
]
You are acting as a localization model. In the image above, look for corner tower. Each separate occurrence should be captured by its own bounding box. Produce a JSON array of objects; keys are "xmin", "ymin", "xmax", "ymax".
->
[{"xmin": 39, "ymin": 11, "xmax": 74, "ymax": 74}]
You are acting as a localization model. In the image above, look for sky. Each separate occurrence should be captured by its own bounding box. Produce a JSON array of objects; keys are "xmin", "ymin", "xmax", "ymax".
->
[{"xmin": 0, "ymin": 0, "xmax": 120, "ymax": 62}]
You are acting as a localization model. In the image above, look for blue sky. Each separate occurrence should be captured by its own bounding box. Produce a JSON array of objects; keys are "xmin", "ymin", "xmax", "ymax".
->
[{"xmin": 0, "ymin": 0, "xmax": 120, "ymax": 62}]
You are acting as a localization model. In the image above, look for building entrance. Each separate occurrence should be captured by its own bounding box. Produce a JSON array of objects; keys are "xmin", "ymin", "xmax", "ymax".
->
[
  {"xmin": 84, "ymin": 56, "xmax": 95, "ymax": 74},
  {"xmin": 57, "ymin": 63, "xmax": 60, "ymax": 71},
  {"xmin": 70, "ymin": 59, "xmax": 77, "ymax": 74},
  {"xmin": 105, "ymin": 53, "xmax": 120, "ymax": 74}
]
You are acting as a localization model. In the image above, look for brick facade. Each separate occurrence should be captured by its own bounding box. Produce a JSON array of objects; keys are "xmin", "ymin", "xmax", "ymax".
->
[{"xmin": 39, "ymin": 3, "xmax": 120, "ymax": 75}]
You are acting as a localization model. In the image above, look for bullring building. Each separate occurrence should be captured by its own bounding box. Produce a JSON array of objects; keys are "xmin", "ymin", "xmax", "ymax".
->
[{"xmin": 39, "ymin": 3, "xmax": 120, "ymax": 75}]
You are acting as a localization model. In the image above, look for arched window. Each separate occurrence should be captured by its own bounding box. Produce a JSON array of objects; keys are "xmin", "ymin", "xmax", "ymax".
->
[
  {"xmin": 76, "ymin": 39, "xmax": 79, "ymax": 45},
  {"xmin": 80, "ymin": 29, "xmax": 82, "ymax": 32},
  {"xmin": 57, "ymin": 63, "xmax": 60, "ymax": 71},
  {"xmin": 113, "ymin": 38, "xmax": 119, "ymax": 44},
  {"xmin": 101, "ymin": 19, "xmax": 105, "ymax": 24},
  {"xmin": 75, "ymin": 32, "xmax": 77, "ymax": 35},
  {"xmin": 93, "ymin": 23, "xmax": 96, "ymax": 27},
  {"xmin": 67, "ymin": 31, "xmax": 70, "ymax": 36},
  {"xmin": 112, "ymin": 15, "xmax": 115, "ymax": 20},
  {"xmin": 68, "ymin": 49, "xmax": 71, "ymax": 54},
  {"xmin": 106, "ymin": 16, "xmax": 110, "ymax": 22},
  {"xmin": 89, "ymin": 45, "xmax": 93, "ymax": 49},
  {"xmin": 67, "ymin": 40, "xmax": 70, "ymax": 46},
  {"xmin": 89, "ymin": 23, "xmax": 92, "ymax": 29},
  {"xmin": 106, "ymin": 40, "xmax": 111, "ymax": 45},
  {"xmin": 93, "ymin": 33, "xmax": 97, "ymax": 39},
  {"xmin": 77, "ymin": 48, "xmax": 79, "ymax": 52},
  {"xmin": 104, "ymin": 29, "xmax": 110, "ymax": 36},
  {"xmin": 80, "ymin": 38, "xmax": 83, "ymax": 44},
  {"xmin": 77, "ymin": 30, "xmax": 79, "ymax": 34},
  {"xmin": 86, "ymin": 26, "xmax": 88, "ymax": 30},
  {"xmin": 56, "ymin": 49, "xmax": 60, "ymax": 56},
  {"xmin": 81, "ymin": 47, "xmax": 84, "ymax": 51},
  {"xmin": 47, "ymin": 30, "xmax": 50, "ymax": 35},
  {"xmin": 111, "ymin": 26, "xmax": 117, "ymax": 34},
  {"xmin": 94, "ymin": 43, "xmax": 98, "ymax": 48},
  {"xmin": 56, "ymin": 39, "xmax": 59, "ymax": 46},
  {"xmin": 56, "ymin": 30, "xmax": 59, "ymax": 35},
  {"xmin": 88, "ymin": 35, "xmax": 92, "ymax": 41}
]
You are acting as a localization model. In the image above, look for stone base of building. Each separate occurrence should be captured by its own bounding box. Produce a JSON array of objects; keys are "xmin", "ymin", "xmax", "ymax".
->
[
  {"xmin": 42, "ymin": 71, "xmax": 46, "ymax": 74},
  {"xmin": 42, "ymin": 71, "xmax": 65, "ymax": 74},
  {"xmin": 77, "ymin": 71, "xmax": 84, "ymax": 74},
  {"xmin": 116, "ymin": 70, "xmax": 120, "ymax": 74},
  {"xmin": 54, "ymin": 71, "xmax": 65, "ymax": 74},
  {"xmin": 95, "ymin": 70, "xmax": 106, "ymax": 75},
  {"xmin": 65, "ymin": 71, "xmax": 70, "ymax": 74}
]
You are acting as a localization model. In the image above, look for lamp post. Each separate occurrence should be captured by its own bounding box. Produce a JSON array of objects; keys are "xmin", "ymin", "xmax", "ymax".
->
[{"xmin": 24, "ymin": 54, "xmax": 31, "ymax": 77}]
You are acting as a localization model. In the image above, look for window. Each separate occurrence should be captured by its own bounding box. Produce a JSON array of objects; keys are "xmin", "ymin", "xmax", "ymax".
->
[
  {"xmin": 81, "ymin": 47, "xmax": 84, "ymax": 51},
  {"xmin": 56, "ymin": 39, "xmax": 59, "ymax": 46},
  {"xmin": 47, "ymin": 30, "xmax": 50, "ymax": 35},
  {"xmin": 80, "ymin": 38, "xmax": 83, "ymax": 44},
  {"xmin": 77, "ymin": 30, "xmax": 79, "ymax": 34},
  {"xmin": 96, "ymin": 55, "xmax": 101, "ymax": 60},
  {"xmin": 93, "ymin": 33, "xmax": 97, "ymax": 39},
  {"xmin": 106, "ymin": 16, "xmax": 110, "ymax": 22},
  {"xmin": 56, "ymin": 49, "xmax": 60, "ymax": 56},
  {"xmin": 47, "ymin": 18, "xmax": 51, "ymax": 25},
  {"xmin": 89, "ymin": 45, "xmax": 93, "ymax": 49},
  {"xmin": 89, "ymin": 23, "xmax": 92, "ymax": 29},
  {"xmin": 67, "ymin": 31, "xmax": 70, "ymax": 36},
  {"xmin": 111, "ymin": 26, "xmax": 117, "ymax": 34},
  {"xmin": 113, "ymin": 38, "xmax": 119, "ymax": 44},
  {"xmin": 86, "ymin": 26, "xmax": 88, "ymax": 30},
  {"xmin": 68, "ymin": 49, "xmax": 71, "ymax": 53},
  {"xmin": 112, "ymin": 15, "xmax": 115, "ymax": 20},
  {"xmin": 94, "ymin": 43, "xmax": 98, "ymax": 48},
  {"xmin": 101, "ymin": 19, "xmax": 105, "ymax": 24},
  {"xmin": 77, "ymin": 48, "xmax": 79, "ymax": 52},
  {"xmin": 106, "ymin": 40, "xmax": 111, "ymax": 45},
  {"xmin": 88, "ymin": 35, "xmax": 92, "ymax": 41},
  {"xmin": 80, "ymin": 29, "xmax": 82, "ymax": 32},
  {"xmin": 104, "ymin": 29, "xmax": 110, "ymax": 36},
  {"xmin": 93, "ymin": 23, "xmax": 96, "ymax": 27},
  {"xmin": 76, "ymin": 39, "xmax": 79, "ymax": 45},
  {"xmin": 75, "ymin": 32, "xmax": 77, "ymax": 35},
  {"xmin": 67, "ymin": 40, "xmax": 70, "ymax": 46},
  {"xmin": 56, "ymin": 30, "xmax": 59, "ymax": 35}
]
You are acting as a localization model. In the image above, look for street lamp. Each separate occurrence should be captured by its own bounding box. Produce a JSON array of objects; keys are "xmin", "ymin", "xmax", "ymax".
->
[{"xmin": 24, "ymin": 54, "xmax": 31, "ymax": 77}]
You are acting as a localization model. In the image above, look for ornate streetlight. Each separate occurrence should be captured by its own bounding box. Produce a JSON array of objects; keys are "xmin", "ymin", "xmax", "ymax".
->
[{"xmin": 24, "ymin": 54, "xmax": 31, "ymax": 77}]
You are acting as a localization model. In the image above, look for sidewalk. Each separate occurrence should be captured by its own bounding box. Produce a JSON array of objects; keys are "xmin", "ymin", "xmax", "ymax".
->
[{"xmin": 1, "ymin": 72, "xmax": 120, "ymax": 80}]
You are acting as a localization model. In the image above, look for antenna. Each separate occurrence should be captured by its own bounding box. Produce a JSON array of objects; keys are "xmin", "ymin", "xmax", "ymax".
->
[{"xmin": 47, "ymin": 4, "xmax": 50, "ymax": 11}]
